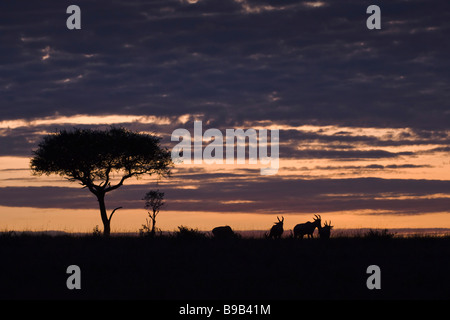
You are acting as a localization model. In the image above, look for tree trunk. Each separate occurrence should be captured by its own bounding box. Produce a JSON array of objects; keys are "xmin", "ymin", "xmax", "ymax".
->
[
  {"xmin": 96, "ymin": 192, "xmax": 110, "ymax": 237},
  {"xmin": 150, "ymin": 214, "xmax": 155, "ymax": 236},
  {"xmin": 150, "ymin": 210, "xmax": 159, "ymax": 236}
]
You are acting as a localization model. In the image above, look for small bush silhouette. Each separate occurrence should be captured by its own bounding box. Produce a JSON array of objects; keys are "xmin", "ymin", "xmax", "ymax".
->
[
  {"xmin": 175, "ymin": 226, "xmax": 207, "ymax": 240},
  {"xmin": 92, "ymin": 225, "xmax": 102, "ymax": 237},
  {"xmin": 364, "ymin": 228, "xmax": 395, "ymax": 239}
]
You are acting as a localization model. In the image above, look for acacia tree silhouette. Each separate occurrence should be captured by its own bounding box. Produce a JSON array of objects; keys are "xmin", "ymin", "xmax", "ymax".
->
[{"xmin": 30, "ymin": 127, "xmax": 172, "ymax": 236}]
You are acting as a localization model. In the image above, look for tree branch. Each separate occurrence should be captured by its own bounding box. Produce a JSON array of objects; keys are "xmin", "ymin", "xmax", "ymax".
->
[
  {"xmin": 98, "ymin": 164, "xmax": 113, "ymax": 190},
  {"xmin": 108, "ymin": 206, "xmax": 123, "ymax": 223},
  {"xmin": 103, "ymin": 172, "xmax": 134, "ymax": 192},
  {"xmin": 69, "ymin": 170, "xmax": 101, "ymax": 196}
]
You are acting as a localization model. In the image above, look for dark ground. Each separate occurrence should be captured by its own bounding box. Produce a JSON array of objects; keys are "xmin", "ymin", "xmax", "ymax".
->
[{"xmin": 0, "ymin": 234, "xmax": 449, "ymax": 300}]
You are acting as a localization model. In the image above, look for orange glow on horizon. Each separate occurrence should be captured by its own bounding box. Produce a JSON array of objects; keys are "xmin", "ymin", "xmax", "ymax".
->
[
  {"xmin": 1, "ymin": 206, "xmax": 450, "ymax": 234},
  {"xmin": 1, "ymin": 119, "xmax": 449, "ymax": 232}
]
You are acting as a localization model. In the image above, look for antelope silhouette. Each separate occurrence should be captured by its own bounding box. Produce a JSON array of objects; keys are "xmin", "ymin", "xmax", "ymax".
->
[
  {"xmin": 318, "ymin": 220, "xmax": 333, "ymax": 239},
  {"xmin": 267, "ymin": 216, "xmax": 284, "ymax": 239},
  {"xmin": 212, "ymin": 225, "xmax": 236, "ymax": 239},
  {"xmin": 293, "ymin": 214, "xmax": 321, "ymax": 239}
]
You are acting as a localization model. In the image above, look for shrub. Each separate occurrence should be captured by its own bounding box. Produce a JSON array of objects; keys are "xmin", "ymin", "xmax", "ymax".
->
[
  {"xmin": 92, "ymin": 225, "xmax": 102, "ymax": 237},
  {"xmin": 175, "ymin": 226, "xmax": 207, "ymax": 240},
  {"xmin": 364, "ymin": 228, "xmax": 395, "ymax": 239}
]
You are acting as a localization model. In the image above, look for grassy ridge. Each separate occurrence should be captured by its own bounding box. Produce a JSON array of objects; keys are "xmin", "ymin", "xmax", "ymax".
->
[{"xmin": 0, "ymin": 233, "xmax": 449, "ymax": 300}]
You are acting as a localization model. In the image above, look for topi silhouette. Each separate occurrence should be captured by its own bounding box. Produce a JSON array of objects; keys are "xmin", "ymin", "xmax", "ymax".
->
[
  {"xmin": 293, "ymin": 214, "xmax": 321, "ymax": 239},
  {"xmin": 267, "ymin": 216, "xmax": 284, "ymax": 239},
  {"xmin": 318, "ymin": 220, "xmax": 333, "ymax": 239}
]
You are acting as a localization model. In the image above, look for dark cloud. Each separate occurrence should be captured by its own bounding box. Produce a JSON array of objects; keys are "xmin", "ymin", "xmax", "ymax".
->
[
  {"xmin": 283, "ymin": 148, "xmax": 413, "ymax": 160},
  {"xmin": 1, "ymin": 176, "xmax": 449, "ymax": 215},
  {"xmin": 0, "ymin": 0, "xmax": 449, "ymax": 129},
  {"xmin": 2, "ymin": 122, "xmax": 449, "ymax": 160},
  {"xmin": 313, "ymin": 163, "xmax": 431, "ymax": 171}
]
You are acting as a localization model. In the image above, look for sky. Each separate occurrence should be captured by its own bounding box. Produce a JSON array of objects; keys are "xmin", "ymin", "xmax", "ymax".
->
[{"xmin": 0, "ymin": 0, "xmax": 450, "ymax": 232}]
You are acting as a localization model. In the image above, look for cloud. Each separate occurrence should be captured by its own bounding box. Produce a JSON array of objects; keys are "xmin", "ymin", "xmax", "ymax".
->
[
  {"xmin": 283, "ymin": 148, "xmax": 414, "ymax": 160},
  {"xmin": 0, "ymin": 176, "xmax": 449, "ymax": 216},
  {"xmin": 1, "ymin": 114, "xmax": 448, "ymax": 165},
  {"xmin": 0, "ymin": 0, "xmax": 449, "ymax": 130},
  {"xmin": 314, "ymin": 164, "xmax": 432, "ymax": 171},
  {"xmin": 302, "ymin": 1, "xmax": 326, "ymax": 8}
]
